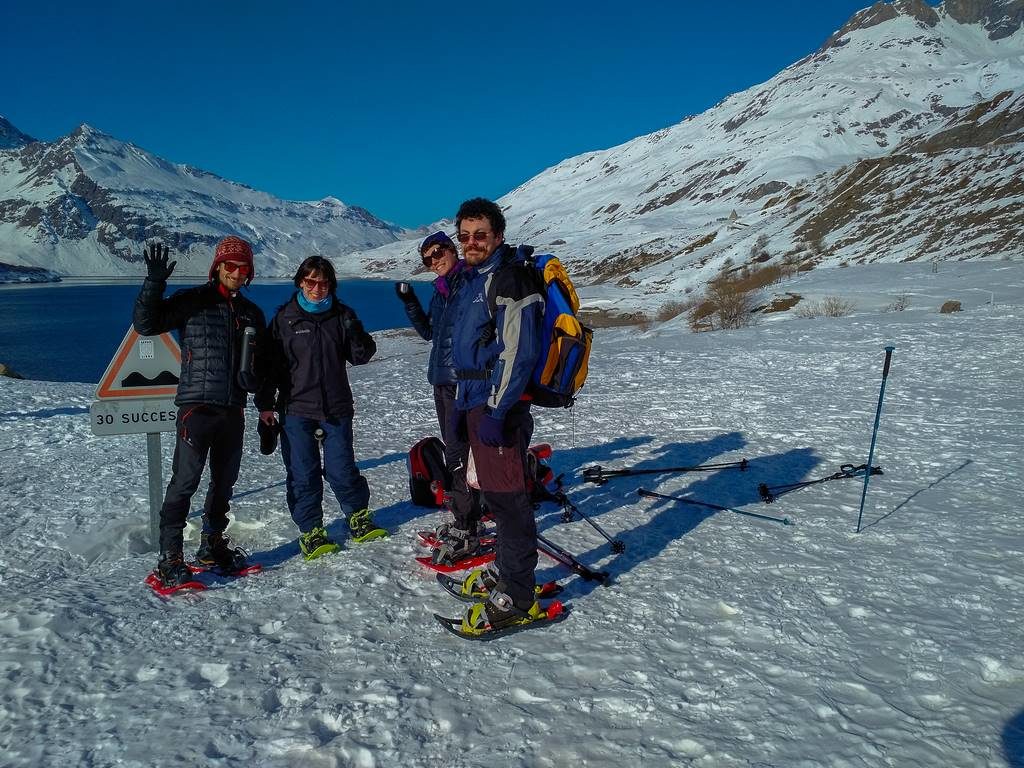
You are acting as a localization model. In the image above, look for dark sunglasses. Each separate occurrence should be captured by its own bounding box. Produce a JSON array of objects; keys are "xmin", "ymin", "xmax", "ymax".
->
[
  {"xmin": 222, "ymin": 262, "xmax": 251, "ymax": 274},
  {"xmin": 457, "ymin": 231, "xmax": 491, "ymax": 244},
  {"xmin": 421, "ymin": 247, "xmax": 450, "ymax": 266}
]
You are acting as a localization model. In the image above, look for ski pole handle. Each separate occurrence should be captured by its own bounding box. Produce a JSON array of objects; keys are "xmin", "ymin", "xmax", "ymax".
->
[{"xmin": 882, "ymin": 345, "xmax": 894, "ymax": 379}]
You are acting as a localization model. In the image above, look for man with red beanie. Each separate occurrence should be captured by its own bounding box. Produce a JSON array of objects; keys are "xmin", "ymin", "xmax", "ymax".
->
[{"xmin": 133, "ymin": 236, "xmax": 267, "ymax": 588}]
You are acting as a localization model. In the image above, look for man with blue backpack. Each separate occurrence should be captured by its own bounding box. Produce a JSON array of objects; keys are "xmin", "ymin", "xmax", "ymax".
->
[{"xmin": 439, "ymin": 197, "xmax": 551, "ymax": 636}]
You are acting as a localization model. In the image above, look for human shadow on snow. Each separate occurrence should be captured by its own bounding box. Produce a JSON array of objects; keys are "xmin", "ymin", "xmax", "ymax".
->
[
  {"xmin": 374, "ymin": 435, "xmax": 657, "ymax": 532},
  {"xmin": 533, "ymin": 433, "xmax": 820, "ymax": 601},
  {"xmin": 197, "ymin": 451, "xmax": 409, "ymax": 569},
  {"xmin": 1005, "ymin": 708, "xmax": 1024, "ymax": 768}
]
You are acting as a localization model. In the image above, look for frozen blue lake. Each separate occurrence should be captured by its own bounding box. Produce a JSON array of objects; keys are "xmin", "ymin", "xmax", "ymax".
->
[{"xmin": 0, "ymin": 279, "xmax": 430, "ymax": 383}]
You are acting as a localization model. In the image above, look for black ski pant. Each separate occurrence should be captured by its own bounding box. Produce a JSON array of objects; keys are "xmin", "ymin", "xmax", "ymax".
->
[
  {"xmin": 434, "ymin": 384, "xmax": 469, "ymax": 487},
  {"xmin": 450, "ymin": 402, "xmax": 537, "ymax": 609},
  {"xmin": 159, "ymin": 405, "xmax": 244, "ymax": 554}
]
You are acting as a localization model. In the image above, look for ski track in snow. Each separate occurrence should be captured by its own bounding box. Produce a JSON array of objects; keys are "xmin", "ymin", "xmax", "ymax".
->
[{"xmin": 1, "ymin": 264, "xmax": 1023, "ymax": 767}]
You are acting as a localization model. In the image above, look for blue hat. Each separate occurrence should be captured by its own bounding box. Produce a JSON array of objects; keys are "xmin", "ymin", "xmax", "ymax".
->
[{"xmin": 419, "ymin": 231, "xmax": 456, "ymax": 256}]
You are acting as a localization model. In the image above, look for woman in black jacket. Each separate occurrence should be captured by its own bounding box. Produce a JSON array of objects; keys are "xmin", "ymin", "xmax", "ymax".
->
[
  {"xmin": 395, "ymin": 231, "xmax": 467, "ymax": 441},
  {"xmin": 395, "ymin": 232, "xmax": 482, "ymax": 550},
  {"xmin": 256, "ymin": 256, "xmax": 384, "ymax": 559}
]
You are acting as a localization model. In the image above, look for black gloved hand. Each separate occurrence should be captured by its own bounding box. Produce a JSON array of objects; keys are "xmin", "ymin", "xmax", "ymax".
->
[
  {"xmin": 342, "ymin": 312, "xmax": 368, "ymax": 338},
  {"xmin": 394, "ymin": 281, "xmax": 417, "ymax": 304},
  {"xmin": 143, "ymin": 243, "xmax": 176, "ymax": 281}
]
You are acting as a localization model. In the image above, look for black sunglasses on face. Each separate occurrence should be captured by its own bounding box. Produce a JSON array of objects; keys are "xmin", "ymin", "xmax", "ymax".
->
[{"xmin": 421, "ymin": 247, "xmax": 449, "ymax": 266}]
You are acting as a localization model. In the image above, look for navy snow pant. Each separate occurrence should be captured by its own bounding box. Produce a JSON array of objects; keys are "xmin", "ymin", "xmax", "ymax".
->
[{"xmin": 280, "ymin": 413, "xmax": 370, "ymax": 534}]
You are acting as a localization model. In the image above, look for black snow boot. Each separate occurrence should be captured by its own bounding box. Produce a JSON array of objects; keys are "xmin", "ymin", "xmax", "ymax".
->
[
  {"xmin": 156, "ymin": 551, "xmax": 192, "ymax": 587},
  {"xmin": 195, "ymin": 532, "xmax": 248, "ymax": 572}
]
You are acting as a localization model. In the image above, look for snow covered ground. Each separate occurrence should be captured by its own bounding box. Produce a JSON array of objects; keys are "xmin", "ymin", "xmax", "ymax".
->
[{"xmin": 1, "ymin": 262, "xmax": 1022, "ymax": 767}]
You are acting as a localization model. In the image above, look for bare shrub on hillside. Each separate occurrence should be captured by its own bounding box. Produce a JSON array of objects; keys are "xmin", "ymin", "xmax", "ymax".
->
[
  {"xmin": 885, "ymin": 293, "xmax": 909, "ymax": 312},
  {"xmin": 688, "ymin": 276, "xmax": 758, "ymax": 332},
  {"xmin": 749, "ymin": 233, "xmax": 770, "ymax": 262},
  {"xmin": 656, "ymin": 298, "xmax": 695, "ymax": 323},
  {"xmin": 796, "ymin": 296, "xmax": 856, "ymax": 319}
]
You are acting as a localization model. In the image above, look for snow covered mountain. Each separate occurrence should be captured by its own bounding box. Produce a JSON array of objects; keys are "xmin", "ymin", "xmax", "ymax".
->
[
  {"xmin": 0, "ymin": 118, "xmax": 402, "ymax": 278},
  {"xmin": 353, "ymin": 0, "xmax": 1024, "ymax": 300},
  {"xmin": 3, "ymin": 1, "xmax": 1021, "ymax": 288}
]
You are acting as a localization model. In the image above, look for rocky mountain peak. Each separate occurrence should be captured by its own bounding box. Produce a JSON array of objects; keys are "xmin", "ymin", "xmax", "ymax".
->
[
  {"xmin": 944, "ymin": 0, "xmax": 1024, "ymax": 38},
  {"xmin": 820, "ymin": 1, "xmax": 939, "ymax": 51},
  {"xmin": 0, "ymin": 116, "xmax": 37, "ymax": 150}
]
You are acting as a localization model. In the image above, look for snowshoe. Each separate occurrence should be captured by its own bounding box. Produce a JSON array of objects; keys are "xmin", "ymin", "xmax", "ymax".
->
[
  {"xmin": 146, "ymin": 552, "xmax": 205, "ymax": 595},
  {"xmin": 435, "ymin": 593, "xmax": 568, "ymax": 640},
  {"xmin": 430, "ymin": 526, "xmax": 483, "ymax": 565},
  {"xmin": 348, "ymin": 509, "xmax": 388, "ymax": 543},
  {"xmin": 436, "ymin": 567, "xmax": 563, "ymax": 602},
  {"xmin": 415, "ymin": 545, "xmax": 497, "ymax": 573},
  {"xmin": 299, "ymin": 526, "xmax": 341, "ymax": 561},
  {"xmin": 416, "ymin": 524, "xmax": 495, "ymax": 549}
]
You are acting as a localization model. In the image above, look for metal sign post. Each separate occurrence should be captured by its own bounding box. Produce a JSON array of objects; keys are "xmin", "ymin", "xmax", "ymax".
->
[
  {"xmin": 146, "ymin": 434, "xmax": 164, "ymax": 548},
  {"xmin": 92, "ymin": 327, "xmax": 181, "ymax": 550}
]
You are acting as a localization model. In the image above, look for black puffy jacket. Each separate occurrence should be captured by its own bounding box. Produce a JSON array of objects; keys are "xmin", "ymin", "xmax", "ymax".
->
[
  {"xmin": 255, "ymin": 295, "xmax": 376, "ymax": 420},
  {"xmin": 133, "ymin": 278, "xmax": 267, "ymax": 408}
]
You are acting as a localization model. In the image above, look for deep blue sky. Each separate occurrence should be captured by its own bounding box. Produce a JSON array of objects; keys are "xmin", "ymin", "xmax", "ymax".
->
[{"xmin": 3, "ymin": 1, "xmax": 896, "ymax": 227}]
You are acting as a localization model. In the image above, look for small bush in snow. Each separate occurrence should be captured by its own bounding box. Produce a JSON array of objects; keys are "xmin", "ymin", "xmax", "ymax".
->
[
  {"xmin": 885, "ymin": 293, "xmax": 909, "ymax": 312},
  {"xmin": 940, "ymin": 300, "xmax": 962, "ymax": 314},
  {"xmin": 796, "ymin": 296, "xmax": 856, "ymax": 319},
  {"xmin": 656, "ymin": 299, "xmax": 694, "ymax": 323},
  {"xmin": 688, "ymin": 277, "xmax": 758, "ymax": 332}
]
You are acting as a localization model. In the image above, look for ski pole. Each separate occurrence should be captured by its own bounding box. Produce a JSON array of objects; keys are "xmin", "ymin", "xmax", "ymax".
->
[
  {"xmin": 536, "ymin": 533, "xmax": 610, "ymax": 584},
  {"xmin": 582, "ymin": 458, "xmax": 748, "ymax": 486},
  {"xmin": 556, "ymin": 491, "xmax": 625, "ymax": 553},
  {"xmin": 759, "ymin": 463, "xmax": 883, "ymax": 504},
  {"xmin": 856, "ymin": 346, "xmax": 895, "ymax": 533},
  {"xmin": 637, "ymin": 488, "xmax": 792, "ymax": 526}
]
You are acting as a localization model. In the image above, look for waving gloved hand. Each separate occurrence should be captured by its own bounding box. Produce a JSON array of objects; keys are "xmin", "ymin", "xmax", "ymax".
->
[
  {"xmin": 143, "ymin": 243, "xmax": 176, "ymax": 281},
  {"xmin": 394, "ymin": 281, "xmax": 419, "ymax": 305}
]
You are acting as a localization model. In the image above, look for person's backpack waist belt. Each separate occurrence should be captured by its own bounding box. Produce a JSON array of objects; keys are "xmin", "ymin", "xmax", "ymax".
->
[{"xmin": 456, "ymin": 368, "xmax": 492, "ymax": 380}]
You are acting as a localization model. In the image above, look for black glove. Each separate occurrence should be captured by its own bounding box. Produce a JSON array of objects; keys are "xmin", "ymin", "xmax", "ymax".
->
[
  {"xmin": 342, "ymin": 312, "xmax": 368, "ymax": 337},
  {"xmin": 143, "ymin": 243, "xmax": 176, "ymax": 281},
  {"xmin": 395, "ymin": 281, "xmax": 417, "ymax": 304}
]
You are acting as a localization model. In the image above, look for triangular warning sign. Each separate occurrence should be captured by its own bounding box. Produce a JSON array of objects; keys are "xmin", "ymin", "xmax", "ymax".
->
[{"xmin": 96, "ymin": 327, "xmax": 182, "ymax": 399}]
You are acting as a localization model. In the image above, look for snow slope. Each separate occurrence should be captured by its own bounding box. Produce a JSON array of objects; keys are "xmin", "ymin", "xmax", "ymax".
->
[{"xmin": 1, "ymin": 261, "xmax": 1022, "ymax": 767}]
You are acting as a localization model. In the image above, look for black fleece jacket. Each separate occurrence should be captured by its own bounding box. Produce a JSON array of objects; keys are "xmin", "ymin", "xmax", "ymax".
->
[{"xmin": 255, "ymin": 295, "xmax": 376, "ymax": 420}]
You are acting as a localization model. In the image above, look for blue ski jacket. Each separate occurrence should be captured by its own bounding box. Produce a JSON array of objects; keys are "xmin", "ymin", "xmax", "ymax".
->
[{"xmin": 449, "ymin": 244, "xmax": 543, "ymax": 420}]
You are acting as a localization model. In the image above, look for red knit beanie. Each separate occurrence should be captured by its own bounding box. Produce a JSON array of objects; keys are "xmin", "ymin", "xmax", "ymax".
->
[{"xmin": 209, "ymin": 236, "xmax": 255, "ymax": 285}]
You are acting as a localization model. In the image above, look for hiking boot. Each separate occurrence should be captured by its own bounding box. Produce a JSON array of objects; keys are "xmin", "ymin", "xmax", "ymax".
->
[
  {"xmin": 432, "ymin": 526, "xmax": 481, "ymax": 566},
  {"xmin": 348, "ymin": 508, "xmax": 387, "ymax": 543},
  {"xmin": 299, "ymin": 526, "xmax": 340, "ymax": 561},
  {"xmin": 156, "ymin": 551, "xmax": 192, "ymax": 587},
  {"xmin": 460, "ymin": 590, "xmax": 543, "ymax": 635},
  {"xmin": 457, "ymin": 564, "xmax": 500, "ymax": 599},
  {"xmin": 195, "ymin": 532, "xmax": 248, "ymax": 572}
]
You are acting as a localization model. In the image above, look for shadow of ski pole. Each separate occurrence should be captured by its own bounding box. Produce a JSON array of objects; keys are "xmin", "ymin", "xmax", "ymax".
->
[{"xmin": 862, "ymin": 459, "xmax": 973, "ymax": 531}]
